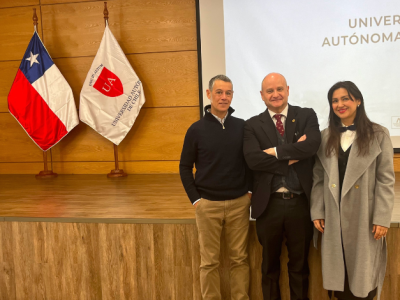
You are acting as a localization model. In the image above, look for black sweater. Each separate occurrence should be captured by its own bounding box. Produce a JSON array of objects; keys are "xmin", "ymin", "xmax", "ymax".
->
[{"xmin": 179, "ymin": 106, "xmax": 252, "ymax": 203}]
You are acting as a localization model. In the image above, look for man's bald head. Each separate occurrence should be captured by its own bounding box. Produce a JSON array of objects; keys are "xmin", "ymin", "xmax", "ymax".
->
[
  {"xmin": 260, "ymin": 73, "xmax": 289, "ymax": 114},
  {"xmin": 261, "ymin": 73, "xmax": 288, "ymax": 90}
]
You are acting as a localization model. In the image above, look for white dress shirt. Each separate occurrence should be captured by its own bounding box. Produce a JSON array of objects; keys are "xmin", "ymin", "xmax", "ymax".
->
[{"xmin": 340, "ymin": 123, "xmax": 356, "ymax": 152}]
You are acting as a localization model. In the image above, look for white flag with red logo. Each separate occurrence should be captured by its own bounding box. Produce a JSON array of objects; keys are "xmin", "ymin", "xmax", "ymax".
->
[{"xmin": 79, "ymin": 24, "xmax": 145, "ymax": 145}]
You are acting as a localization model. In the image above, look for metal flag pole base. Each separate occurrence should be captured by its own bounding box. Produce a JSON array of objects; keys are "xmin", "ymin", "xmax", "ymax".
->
[
  {"xmin": 36, "ymin": 150, "xmax": 58, "ymax": 179},
  {"xmin": 36, "ymin": 170, "xmax": 58, "ymax": 179},
  {"xmin": 107, "ymin": 144, "xmax": 127, "ymax": 178},
  {"xmin": 107, "ymin": 169, "xmax": 127, "ymax": 178}
]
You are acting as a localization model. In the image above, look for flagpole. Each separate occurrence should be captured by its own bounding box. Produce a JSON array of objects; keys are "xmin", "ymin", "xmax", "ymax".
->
[
  {"xmin": 30, "ymin": 8, "xmax": 57, "ymax": 179},
  {"xmin": 33, "ymin": 8, "xmax": 38, "ymax": 31},
  {"xmin": 104, "ymin": 2, "xmax": 127, "ymax": 178},
  {"xmin": 31, "ymin": 8, "xmax": 57, "ymax": 179}
]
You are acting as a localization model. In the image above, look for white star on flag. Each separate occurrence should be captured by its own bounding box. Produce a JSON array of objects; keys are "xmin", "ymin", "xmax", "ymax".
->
[{"xmin": 26, "ymin": 51, "xmax": 40, "ymax": 67}]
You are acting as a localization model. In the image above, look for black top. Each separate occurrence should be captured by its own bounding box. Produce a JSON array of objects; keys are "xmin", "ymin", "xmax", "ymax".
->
[
  {"xmin": 179, "ymin": 105, "xmax": 252, "ymax": 204},
  {"xmin": 339, "ymin": 145, "xmax": 352, "ymax": 198}
]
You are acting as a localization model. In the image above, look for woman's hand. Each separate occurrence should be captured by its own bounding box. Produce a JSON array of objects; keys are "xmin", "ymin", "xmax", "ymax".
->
[
  {"xmin": 372, "ymin": 225, "xmax": 388, "ymax": 240},
  {"xmin": 313, "ymin": 219, "xmax": 325, "ymax": 233}
]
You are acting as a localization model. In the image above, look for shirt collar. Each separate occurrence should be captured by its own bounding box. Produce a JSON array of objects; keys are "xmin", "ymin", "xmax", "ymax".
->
[
  {"xmin": 268, "ymin": 104, "xmax": 289, "ymax": 120},
  {"xmin": 207, "ymin": 109, "xmax": 228, "ymax": 123}
]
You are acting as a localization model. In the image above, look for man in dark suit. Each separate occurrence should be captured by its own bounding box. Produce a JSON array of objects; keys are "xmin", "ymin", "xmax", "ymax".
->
[{"xmin": 243, "ymin": 73, "xmax": 321, "ymax": 300}]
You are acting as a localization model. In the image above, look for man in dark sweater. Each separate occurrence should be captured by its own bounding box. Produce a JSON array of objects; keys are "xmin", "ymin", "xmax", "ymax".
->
[{"xmin": 180, "ymin": 75, "xmax": 252, "ymax": 300}]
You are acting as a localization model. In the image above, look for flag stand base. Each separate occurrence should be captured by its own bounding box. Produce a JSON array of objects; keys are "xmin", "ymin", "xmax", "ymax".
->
[
  {"xmin": 107, "ymin": 169, "xmax": 127, "ymax": 178},
  {"xmin": 36, "ymin": 170, "xmax": 58, "ymax": 179},
  {"xmin": 36, "ymin": 150, "xmax": 57, "ymax": 179}
]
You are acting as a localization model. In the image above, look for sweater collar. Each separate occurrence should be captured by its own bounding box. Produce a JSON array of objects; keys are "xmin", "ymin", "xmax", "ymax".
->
[{"xmin": 203, "ymin": 105, "xmax": 235, "ymax": 119}]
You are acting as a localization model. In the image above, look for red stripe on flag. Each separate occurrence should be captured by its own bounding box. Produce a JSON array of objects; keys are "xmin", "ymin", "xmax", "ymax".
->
[{"xmin": 8, "ymin": 69, "xmax": 68, "ymax": 151}]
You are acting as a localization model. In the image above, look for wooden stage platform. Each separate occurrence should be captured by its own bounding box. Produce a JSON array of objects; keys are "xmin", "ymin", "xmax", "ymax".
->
[{"xmin": 0, "ymin": 174, "xmax": 399, "ymax": 299}]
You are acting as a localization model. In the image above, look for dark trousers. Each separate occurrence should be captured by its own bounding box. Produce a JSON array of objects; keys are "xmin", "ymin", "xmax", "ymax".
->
[{"xmin": 256, "ymin": 193, "xmax": 313, "ymax": 300}]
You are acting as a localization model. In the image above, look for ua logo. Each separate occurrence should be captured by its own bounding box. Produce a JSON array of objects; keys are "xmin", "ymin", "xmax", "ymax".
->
[{"xmin": 93, "ymin": 67, "xmax": 123, "ymax": 97}]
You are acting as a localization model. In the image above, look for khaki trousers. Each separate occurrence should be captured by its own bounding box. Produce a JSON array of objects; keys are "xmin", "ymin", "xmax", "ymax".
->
[{"xmin": 195, "ymin": 194, "xmax": 251, "ymax": 300}]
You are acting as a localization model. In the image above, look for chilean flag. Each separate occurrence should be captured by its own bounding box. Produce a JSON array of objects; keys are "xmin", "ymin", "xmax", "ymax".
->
[{"xmin": 8, "ymin": 31, "xmax": 79, "ymax": 151}]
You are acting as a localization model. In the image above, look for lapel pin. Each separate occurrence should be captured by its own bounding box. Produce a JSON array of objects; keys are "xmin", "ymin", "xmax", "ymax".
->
[{"xmin": 292, "ymin": 119, "xmax": 295, "ymax": 122}]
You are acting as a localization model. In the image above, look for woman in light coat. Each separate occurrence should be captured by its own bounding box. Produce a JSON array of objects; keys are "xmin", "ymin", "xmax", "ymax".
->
[{"xmin": 311, "ymin": 81, "xmax": 395, "ymax": 300}]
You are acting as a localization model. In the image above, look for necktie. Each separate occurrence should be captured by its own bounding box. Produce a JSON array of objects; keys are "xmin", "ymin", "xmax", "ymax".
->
[
  {"xmin": 274, "ymin": 114, "xmax": 285, "ymax": 136},
  {"xmin": 338, "ymin": 124, "xmax": 356, "ymax": 133}
]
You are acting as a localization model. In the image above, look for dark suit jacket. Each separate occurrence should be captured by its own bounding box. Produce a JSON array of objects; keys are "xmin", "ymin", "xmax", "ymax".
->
[{"xmin": 244, "ymin": 104, "xmax": 321, "ymax": 219}]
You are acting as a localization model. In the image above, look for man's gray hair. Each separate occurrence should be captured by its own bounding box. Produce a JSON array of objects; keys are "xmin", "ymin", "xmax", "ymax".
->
[{"xmin": 208, "ymin": 74, "xmax": 232, "ymax": 91}]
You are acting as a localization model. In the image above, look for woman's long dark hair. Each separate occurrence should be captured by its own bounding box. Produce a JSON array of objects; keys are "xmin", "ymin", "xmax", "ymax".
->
[{"xmin": 325, "ymin": 81, "xmax": 378, "ymax": 157}]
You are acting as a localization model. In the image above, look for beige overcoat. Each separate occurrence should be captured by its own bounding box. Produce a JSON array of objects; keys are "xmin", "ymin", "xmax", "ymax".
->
[{"xmin": 310, "ymin": 126, "xmax": 395, "ymax": 299}]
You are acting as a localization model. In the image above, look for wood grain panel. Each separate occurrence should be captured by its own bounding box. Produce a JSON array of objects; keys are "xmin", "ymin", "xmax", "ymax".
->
[
  {"xmin": 0, "ymin": 6, "xmax": 42, "ymax": 61},
  {"xmin": 41, "ymin": 0, "xmax": 197, "ymax": 58},
  {"xmin": 0, "ymin": 107, "xmax": 199, "ymax": 163},
  {"xmin": 135, "ymin": 224, "xmax": 156, "ymax": 299},
  {"xmin": 128, "ymin": 51, "xmax": 198, "ymax": 108},
  {"xmin": 0, "ymin": 61, "xmax": 19, "ymax": 113},
  {"xmin": 41, "ymin": 0, "xmax": 92, "ymax": 4},
  {"xmin": 98, "ymin": 224, "xmax": 137, "ymax": 299},
  {"xmin": 0, "ymin": 113, "xmax": 44, "ymax": 162},
  {"xmin": 394, "ymin": 154, "xmax": 400, "ymax": 172},
  {"xmin": 0, "ymin": 160, "xmax": 179, "ymax": 174},
  {"xmin": 50, "ymin": 51, "xmax": 199, "ymax": 111},
  {"xmin": 0, "ymin": 222, "xmax": 399, "ymax": 300},
  {"xmin": 153, "ymin": 224, "xmax": 176, "ymax": 299},
  {"xmin": 114, "ymin": 107, "xmax": 199, "ymax": 161},
  {"xmin": 0, "ymin": 222, "xmax": 15, "ymax": 300},
  {"xmin": 0, "ymin": 0, "xmax": 39, "ymax": 8}
]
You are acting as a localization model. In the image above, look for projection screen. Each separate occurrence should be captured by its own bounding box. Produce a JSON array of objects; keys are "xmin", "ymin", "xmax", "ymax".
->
[{"xmin": 198, "ymin": 0, "xmax": 400, "ymax": 149}]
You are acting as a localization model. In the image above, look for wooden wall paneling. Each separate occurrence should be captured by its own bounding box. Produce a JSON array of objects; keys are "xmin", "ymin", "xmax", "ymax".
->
[
  {"xmin": 43, "ymin": 222, "xmax": 68, "ymax": 299},
  {"xmin": 0, "ymin": 113, "xmax": 48, "ymax": 162},
  {"xmin": 0, "ymin": 61, "xmax": 20, "ymax": 112},
  {"xmin": 189, "ymin": 224, "xmax": 202, "ymax": 300},
  {"xmin": 0, "ymin": 222, "xmax": 16, "ymax": 299},
  {"xmin": 41, "ymin": 0, "xmax": 93, "ymax": 4},
  {"xmin": 41, "ymin": 0, "xmax": 197, "ymax": 58},
  {"xmin": 53, "ymin": 51, "xmax": 199, "ymax": 110},
  {"xmin": 382, "ymin": 227, "xmax": 400, "ymax": 300},
  {"xmin": 248, "ymin": 225, "xmax": 263, "ymax": 299},
  {"xmin": 98, "ymin": 223, "xmax": 137, "ymax": 300},
  {"xmin": 174, "ymin": 224, "xmax": 196, "ymax": 299},
  {"xmin": 153, "ymin": 224, "xmax": 175, "ymax": 300},
  {"xmin": 66, "ymin": 222, "xmax": 89, "ymax": 299},
  {"xmin": 12, "ymin": 221, "xmax": 40, "ymax": 299},
  {"xmin": 0, "ymin": 161, "xmax": 179, "ymax": 175},
  {"xmin": 118, "ymin": 107, "xmax": 199, "ymax": 161},
  {"xmin": 393, "ymin": 154, "xmax": 400, "ymax": 172},
  {"xmin": 0, "ymin": 6, "xmax": 42, "ymax": 61},
  {"xmin": 0, "ymin": 0, "xmax": 39, "ymax": 9},
  {"xmin": 135, "ymin": 224, "xmax": 156, "ymax": 299},
  {"xmin": 0, "ymin": 223, "xmax": 399, "ymax": 299},
  {"xmin": 128, "ymin": 52, "xmax": 199, "ymax": 108},
  {"xmin": 0, "ymin": 107, "xmax": 199, "ymax": 163},
  {"xmin": 77, "ymin": 223, "xmax": 103, "ymax": 299}
]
